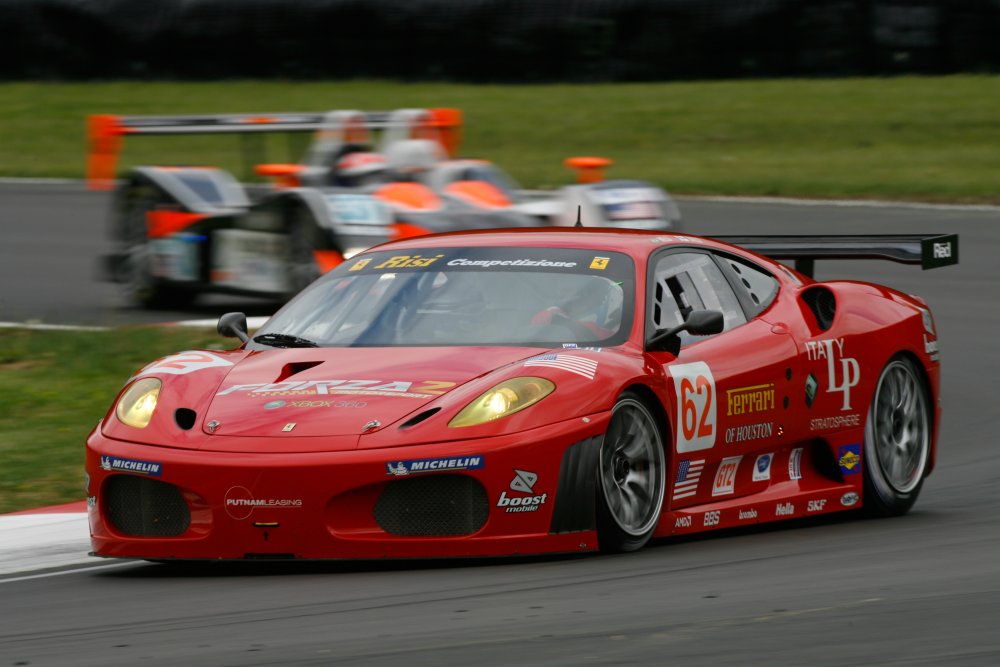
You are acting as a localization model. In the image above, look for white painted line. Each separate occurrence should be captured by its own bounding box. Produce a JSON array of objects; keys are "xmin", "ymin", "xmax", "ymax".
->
[
  {"xmin": 170, "ymin": 316, "xmax": 270, "ymax": 329},
  {"xmin": 0, "ymin": 512, "xmax": 93, "ymax": 575},
  {"xmin": 0, "ymin": 321, "xmax": 110, "ymax": 332},
  {"xmin": 0, "ymin": 561, "xmax": 135, "ymax": 584}
]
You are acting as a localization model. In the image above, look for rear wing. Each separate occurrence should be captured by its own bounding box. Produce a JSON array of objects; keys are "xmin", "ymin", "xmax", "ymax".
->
[
  {"xmin": 712, "ymin": 234, "xmax": 959, "ymax": 278},
  {"xmin": 86, "ymin": 107, "xmax": 463, "ymax": 190}
]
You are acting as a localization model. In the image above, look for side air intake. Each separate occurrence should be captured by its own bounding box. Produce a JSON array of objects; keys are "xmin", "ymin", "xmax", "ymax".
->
[{"xmin": 801, "ymin": 287, "xmax": 836, "ymax": 331}]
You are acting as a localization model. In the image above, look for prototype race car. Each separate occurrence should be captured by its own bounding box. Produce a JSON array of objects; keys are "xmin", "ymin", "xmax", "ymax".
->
[
  {"xmin": 85, "ymin": 228, "xmax": 957, "ymax": 560},
  {"xmin": 87, "ymin": 109, "xmax": 681, "ymax": 308}
]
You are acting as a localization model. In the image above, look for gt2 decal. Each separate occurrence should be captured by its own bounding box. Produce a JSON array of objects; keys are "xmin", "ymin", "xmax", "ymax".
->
[
  {"xmin": 669, "ymin": 362, "xmax": 717, "ymax": 453},
  {"xmin": 712, "ymin": 456, "xmax": 742, "ymax": 497},
  {"xmin": 805, "ymin": 338, "xmax": 860, "ymax": 411},
  {"xmin": 135, "ymin": 351, "xmax": 233, "ymax": 377}
]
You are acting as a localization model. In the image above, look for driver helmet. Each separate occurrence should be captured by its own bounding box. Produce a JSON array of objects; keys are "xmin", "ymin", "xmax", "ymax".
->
[{"xmin": 335, "ymin": 151, "xmax": 387, "ymax": 187}]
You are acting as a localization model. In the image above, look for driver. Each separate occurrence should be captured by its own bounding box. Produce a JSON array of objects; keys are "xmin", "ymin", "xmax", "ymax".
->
[{"xmin": 531, "ymin": 276, "xmax": 622, "ymax": 339}]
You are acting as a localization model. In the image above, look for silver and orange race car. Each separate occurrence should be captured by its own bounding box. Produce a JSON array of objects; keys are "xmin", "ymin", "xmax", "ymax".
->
[
  {"xmin": 85, "ymin": 227, "xmax": 956, "ymax": 561},
  {"xmin": 87, "ymin": 108, "xmax": 682, "ymax": 307}
]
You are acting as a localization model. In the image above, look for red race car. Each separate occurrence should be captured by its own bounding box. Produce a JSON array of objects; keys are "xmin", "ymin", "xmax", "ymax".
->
[{"xmin": 85, "ymin": 228, "xmax": 957, "ymax": 560}]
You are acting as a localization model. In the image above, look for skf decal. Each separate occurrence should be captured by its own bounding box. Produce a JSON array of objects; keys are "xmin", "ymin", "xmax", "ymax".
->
[
  {"xmin": 497, "ymin": 469, "xmax": 547, "ymax": 513},
  {"xmin": 838, "ymin": 444, "xmax": 862, "ymax": 475},
  {"xmin": 135, "ymin": 351, "xmax": 233, "ymax": 377},
  {"xmin": 669, "ymin": 362, "xmax": 717, "ymax": 453},
  {"xmin": 726, "ymin": 383, "xmax": 775, "ymax": 416},
  {"xmin": 712, "ymin": 456, "xmax": 742, "ymax": 497},
  {"xmin": 386, "ymin": 455, "xmax": 484, "ymax": 476},
  {"xmin": 807, "ymin": 499, "xmax": 827, "ymax": 512},
  {"xmin": 99, "ymin": 456, "xmax": 162, "ymax": 477},
  {"xmin": 805, "ymin": 338, "xmax": 860, "ymax": 410}
]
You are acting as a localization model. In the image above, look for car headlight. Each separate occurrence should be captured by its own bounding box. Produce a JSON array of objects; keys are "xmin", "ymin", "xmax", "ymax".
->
[
  {"xmin": 448, "ymin": 377, "xmax": 555, "ymax": 428},
  {"xmin": 115, "ymin": 378, "xmax": 161, "ymax": 428}
]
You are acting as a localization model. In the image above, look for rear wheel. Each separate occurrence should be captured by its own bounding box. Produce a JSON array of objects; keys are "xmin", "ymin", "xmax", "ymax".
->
[
  {"xmin": 863, "ymin": 355, "xmax": 931, "ymax": 517},
  {"xmin": 596, "ymin": 392, "xmax": 667, "ymax": 553},
  {"xmin": 115, "ymin": 184, "xmax": 194, "ymax": 309}
]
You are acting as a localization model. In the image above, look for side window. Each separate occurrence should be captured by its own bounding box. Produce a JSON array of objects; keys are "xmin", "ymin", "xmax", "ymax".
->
[
  {"xmin": 722, "ymin": 255, "xmax": 779, "ymax": 313},
  {"xmin": 650, "ymin": 252, "xmax": 747, "ymax": 344}
]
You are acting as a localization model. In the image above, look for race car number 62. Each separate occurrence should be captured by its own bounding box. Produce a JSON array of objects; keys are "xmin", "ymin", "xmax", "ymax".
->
[{"xmin": 668, "ymin": 361, "xmax": 717, "ymax": 453}]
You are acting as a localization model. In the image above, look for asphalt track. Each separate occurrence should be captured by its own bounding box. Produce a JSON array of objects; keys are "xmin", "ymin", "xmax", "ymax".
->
[{"xmin": 1, "ymin": 182, "xmax": 999, "ymax": 666}]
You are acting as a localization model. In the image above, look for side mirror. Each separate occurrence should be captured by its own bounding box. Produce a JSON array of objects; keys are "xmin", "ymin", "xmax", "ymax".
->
[
  {"xmin": 218, "ymin": 312, "xmax": 250, "ymax": 343},
  {"xmin": 646, "ymin": 309, "xmax": 724, "ymax": 354}
]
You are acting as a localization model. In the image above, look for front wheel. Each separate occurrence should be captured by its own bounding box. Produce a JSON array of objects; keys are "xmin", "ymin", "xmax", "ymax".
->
[
  {"xmin": 863, "ymin": 355, "xmax": 932, "ymax": 517},
  {"xmin": 596, "ymin": 392, "xmax": 667, "ymax": 553}
]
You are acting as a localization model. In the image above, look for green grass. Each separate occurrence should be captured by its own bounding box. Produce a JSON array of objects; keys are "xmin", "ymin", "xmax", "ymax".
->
[
  {"xmin": 0, "ymin": 327, "xmax": 225, "ymax": 513},
  {"xmin": 1, "ymin": 76, "xmax": 999, "ymax": 202}
]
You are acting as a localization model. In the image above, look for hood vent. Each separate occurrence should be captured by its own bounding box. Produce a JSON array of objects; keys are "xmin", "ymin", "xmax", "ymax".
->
[
  {"xmin": 400, "ymin": 407, "xmax": 442, "ymax": 429},
  {"xmin": 275, "ymin": 360, "xmax": 323, "ymax": 383}
]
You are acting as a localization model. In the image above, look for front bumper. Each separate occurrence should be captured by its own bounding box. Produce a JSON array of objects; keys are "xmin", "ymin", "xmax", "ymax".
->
[{"xmin": 86, "ymin": 413, "xmax": 609, "ymax": 560}]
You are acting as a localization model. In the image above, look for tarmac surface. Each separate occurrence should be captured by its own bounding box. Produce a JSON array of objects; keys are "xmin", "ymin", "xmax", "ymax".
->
[{"xmin": 1, "ymin": 182, "xmax": 998, "ymax": 666}]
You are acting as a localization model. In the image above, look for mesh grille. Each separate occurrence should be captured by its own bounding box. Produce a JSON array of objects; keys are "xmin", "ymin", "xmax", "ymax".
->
[
  {"xmin": 104, "ymin": 475, "xmax": 191, "ymax": 537},
  {"xmin": 374, "ymin": 475, "xmax": 488, "ymax": 536},
  {"xmin": 802, "ymin": 287, "xmax": 836, "ymax": 331}
]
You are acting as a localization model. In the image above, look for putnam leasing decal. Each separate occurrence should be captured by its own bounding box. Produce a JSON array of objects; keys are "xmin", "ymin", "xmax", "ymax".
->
[{"xmin": 224, "ymin": 486, "xmax": 302, "ymax": 520}]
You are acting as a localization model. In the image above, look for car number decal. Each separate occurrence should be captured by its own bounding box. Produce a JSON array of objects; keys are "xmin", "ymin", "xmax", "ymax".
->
[
  {"xmin": 135, "ymin": 351, "xmax": 233, "ymax": 377},
  {"xmin": 669, "ymin": 361, "xmax": 717, "ymax": 453}
]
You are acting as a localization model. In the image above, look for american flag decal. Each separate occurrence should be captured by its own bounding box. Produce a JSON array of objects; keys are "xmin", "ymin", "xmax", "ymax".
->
[
  {"xmin": 523, "ymin": 354, "xmax": 598, "ymax": 380},
  {"xmin": 673, "ymin": 458, "xmax": 705, "ymax": 500}
]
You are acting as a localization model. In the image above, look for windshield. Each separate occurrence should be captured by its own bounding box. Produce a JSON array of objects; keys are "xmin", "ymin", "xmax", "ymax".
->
[{"xmin": 253, "ymin": 247, "xmax": 635, "ymax": 348}]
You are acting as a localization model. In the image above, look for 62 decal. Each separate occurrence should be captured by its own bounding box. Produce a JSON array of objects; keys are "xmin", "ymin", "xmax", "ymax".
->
[{"xmin": 669, "ymin": 362, "xmax": 717, "ymax": 452}]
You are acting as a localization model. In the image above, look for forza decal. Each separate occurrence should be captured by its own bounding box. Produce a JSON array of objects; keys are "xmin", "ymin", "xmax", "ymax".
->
[
  {"xmin": 838, "ymin": 444, "xmax": 862, "ymax": 475},
  {"xmin": 385, "ymin": 455, "xmax": 484, "ymax": 476},
  {"xmin": 669, "ymin": 362, "xmax": 717, "ymax": 453},
  {"xmin": 753, "ymin": 453, "xmax": 773, "ymax": 482},
  {"xmin": 135, "ymin": 351, "xmax": 233, "ymax": 377},
  {"xmin": 523, "ymin": 354, "xmax": 598, "ymax": 380},
  {"xmin": 724, "ymin": 422, "xmax": 774, "ymax": 444},
  {"xmin": 712, "ymin": 456, "xmax": 742, "ymax": 497},
  {"xmin": 217, "ymin": 379, "xmax": 456, "ymax": 399},
  {"xmin": 497, "ymin": 469, "xmax": 547, "ymax": 513},
  {"xmin": 805, "ymin": 338, "xmax": 860, "ymax": 411},
  {"xmin": 789, "ymin": 448, "xmax": 803, "ymax": 481},
  {"xmin": 224, "ymin": 486, "xmax": 302, "ymax": 520},
  {"xmin": 726, "ymin": 383, "xmax": 775, "ymax": 416},
  {"xmin": 672, "ymin": 458, "xmax": 705, "ymax": 501},
  {"xmin": 99, "ymin": 456, "xmax": 162, "ymax": 477},
  {"xmin": 810, "ymin": 413, "xmax": 861, "ymax": 431}
]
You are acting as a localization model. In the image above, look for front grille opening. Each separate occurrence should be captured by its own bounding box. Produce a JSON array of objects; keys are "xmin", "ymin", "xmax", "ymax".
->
[
  {"xmin": 175, "ymin": 408, "xmax": 197, "ymax": 430},
  {"xmin": 374, "ymin": 475, "xmax": 488, "ymax": 536},
  {"xmin": 104, "ymin": 475, "xmax": 191, "ymax": 537}
]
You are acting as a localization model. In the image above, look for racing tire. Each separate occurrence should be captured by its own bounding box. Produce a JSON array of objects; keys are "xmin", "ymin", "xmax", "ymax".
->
[
  {"xmin": 862, "ymin": 355, "xmax": 932, "ymax": 517},
  {"xmin": 596, "ymin": 392, "xmax": 667, "ymax": 553},
  {"xmin": 116, "ymin": 184, "xmax": 194, "ymax": 309},
  {"xmin": 285, "ymin": 206, "xmax": 324, "ymax": 297}
]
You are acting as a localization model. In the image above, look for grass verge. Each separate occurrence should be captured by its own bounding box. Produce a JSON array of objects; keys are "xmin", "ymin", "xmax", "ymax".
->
[
  {"xmin": 0, "ymin": 327, "xmax": 225, "ymax": 513},
  {"xmin": 0, "ymin": 76, "xmax": 998, "ymax": 202}
]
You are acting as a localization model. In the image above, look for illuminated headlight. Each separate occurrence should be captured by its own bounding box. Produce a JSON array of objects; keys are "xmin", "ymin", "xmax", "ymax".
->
[
  {"xmin": 448, "ymin": 377, "xmax": 555, "ymax": 428},
  {"xmin": 115, "ymin": 378, "xmax": 161, "ymax": 428}
]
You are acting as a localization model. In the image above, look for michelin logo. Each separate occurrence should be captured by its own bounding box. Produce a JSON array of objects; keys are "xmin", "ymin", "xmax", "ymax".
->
[
  {"xmin": 99, "ymin": 456, "xmax": 162, "ymax": 477},
  {"xmin": 386, "ymin": 455, "xmax": 484, "ymax": 476}
]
